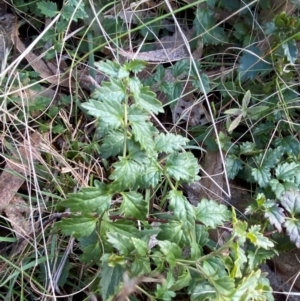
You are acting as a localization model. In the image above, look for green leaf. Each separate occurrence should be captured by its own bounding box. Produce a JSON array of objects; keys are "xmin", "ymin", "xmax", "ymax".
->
[
  {"xmin": 231, "ymin": 270, "xmax": 261, "ymax": 301},
  {"xmin": 158, "ymin": 221, "xmax": 189, "ymax": 247},
  {"xmin": 57, "ymin": 214, "xmax": 97, "ymax": 238},
  {"xmin": 155, "ymin": 272, "xmax": 176, "ymax": 301},
  {"xmin": 251, "ymin": 166, "xmax": 271, "ymax": 188},
  {"xmin": 37, "ymin": 1, "xmax": 57, "ymax": 17},
  {"xmin": 263, "ymin": 199, "xmax": 285, "ymax": 232},
  {"xmin": 280, "ymin": 190, "xmax": 300, "ymax": 216},
  {"xmin": 109, "ymin": 157, "xmax": 141, "ymax": 191},
  {"xmin": 191, "ymin": 281, "xmax": 216, "ymax": 301},
  {"xmin": 101, "ymin": 216, "xmax": 140, "ymax": 238},
  {"xmin": 239, "ymin": 142, "xmax": 259, "ymax": 155},
  {"xmin": 131, "ymin": 237, "xmax": 148, "ymax": 256},
  {"xmin": 212, "ymin": 276, "xmax": 235, "ymax": 300},
  {"xmin": 60, "ymin": 181, "xmax": 111, "ymax": 214},
  {"xmin": 242, "ymin": 90, "xmax": 251, "ymax": 109},
  {"xmin": 275, "ymin": 162, "xmax": 300, "ymax": 182},
  {"xmin": 195, "ymin": 199, "xmax": 231, "ymax": 227},
  {"xmin": 78, "ymin": 231, "xmax": 102, "ymax": 263},
  {"xmin": 107, "ymin": 232, "xmax": 134, "ymax": 256},
  {"xmin": 154, "ymin": 133, "xmax": 189, "ymax": 153},
  {"xmin": 120, "ymin": 191, "xmax": 147, "ymax": 219},
  {"xmin": 92, "ymin": 79, "xmax": 126, "ymax": 102},
  {"xmin": 133, "ymin": 86, "xmax": 164, "ymax": 114},
  {"xmin": 194, "ymin": 7, "xmax": 228, "ymax": 45},
  {"xmin": 192, "ymin": 73, "xmax": 211, "ymax": 94},
  {"xmin": 128, "ymin": 106, "xmax": 157, "ymax": 150},
  {"xmin": 100, "ymin": 130, "xmax": 124, "ymax": 158},
  {"xmin": 170, "ymin": 267, "xmax": 192, "ymax": 291},
  {"xmin": 95, "ymin": 60, "xmax": 120, "ymax": 78},
  {"xmin": 226, "ymin": 155, "xmax": 243, "ymax": 179},
  {"xmin": 82, "ymin": 98, "xmax": 123, "ymax": 130},
  {"xmin": 202, "ymin": 258, "xmax": 228, "ymax": 278},
  {"xmin": 158, "ymin": 240, "xmax": 182, "ymax": 268},
  {"xmin": 125, "ymin": 60, "xmax": 147, "ymax": 73},
  {"xmin": 283, "ymin": 219, "xmax": 300, "ymax": 248},
  {"xmin": 139, "ymin": 159, "xmax": 162, "ymax": 188},
  {"xmin": 168, "ymin": 190, "xmax": 195, "ymax": 230},
  {"xmin": 275, "ymin": 136, "xmax": 300, "ymax": 156},
  {"xmin": 269, "ymin": 179, "xmax": 286, "ymax": 199},
  {"xmin": 238, "ymin": 46, "xmax": 271, "ymax": 81},
  {"xmin": 247, "ymin": 225, "xmax": 274, "ymax": 249},
  {"xmin": 227, "ymin": 114, "xmax": 243, "ymax": 132},
  {"xmin": 100, "ymin": 261, "xmax": 124, "ymax": 300},
  {"xmin": 172, "ymin": 59, "xmax": 189, "ymax": 77},
  {"xmin": 165, "ymin": 152, "xmax": 200, "ymax": 183},
  {"xmin": 282, "ymin": 39, "xmax": 298, "ymax": 64},
  {"xmin": 231, "ymin": 243, "xmax": 247, "ymax": 278},
  {"xmin": 247, "ymin": 248, "xmax": 276, "ymax": 270},
  {"xmin": 131, "ymin": 257, "xmax": 151, "ymax": 276}
]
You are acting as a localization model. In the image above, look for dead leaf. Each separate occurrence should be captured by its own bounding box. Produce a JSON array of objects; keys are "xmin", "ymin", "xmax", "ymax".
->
[{"xmin": 0, "ymin": 132, "xmax": 42, "ymax": 252}]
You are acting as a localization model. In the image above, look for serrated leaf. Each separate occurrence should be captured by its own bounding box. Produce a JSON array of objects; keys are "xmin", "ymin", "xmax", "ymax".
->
[
  {"xmin": 101, "ymin": 216, "xmax": 139, "ymax": 238},
  {"xmin": 280, "ymin": 190, "xmax": 300, "ymax": 215},
  {"xmin": 100, "ymin": 262, "xmax": 124, "ymax": 300},
  {"xmin": 138, "ymin": 159, "xmax": 162, "ymax": 188},
  {"xmin": 131, "ymin": 237, "xmax": 148, "ymax": 256},
  {"xmin": 263, "ymin": 199, "xmax": 285, "ymax": 232},
  {"xmin": 247, "ymin": 248, "xmax": 276, "ymax": 270},
  {"xmin": 254, "ymin": 147, "xmax": 284, "ymax": 169},
  {"xmin": 109, "ymin": 157, "xmax": 141, "ymax": 191},
  {"xmin": 226, "ymin": 155, "xmax": 243, "ymax": 179},
  {"xmin": 269, "ymin": 179, "xmax": 286, "ymax": 199},
  {"xmin": 133, "ymin": 86, "xmax": 164, "ymax": 114},
  {"xmin": 120, "ymin": 191, "xmax": 147, "ymax": 219},
  {"xmin": 251, "ymin": 166, "xmax": 271, "ymax": 188},
  {"xmin": 155, "ymin": 272, "xmax": 176, "ymax": 301},
  {"xmin": 212, "ymin": 276, "xmax": 235, "ymax": 299},
  {"xmin": 82, "ymin": 98, "xmax": 123, "ymax": 130},
  {"xmin": 157, "ymin": 221, "xmax": 189, "ymax": 247},
  {"xmin": 107, "ymin": 232, "xmax": 134, "ymax": 256},
  {"xmin": 192, "ymin": 72, "xmax": 211, "ymax": 94},
  {"xmin": 238, "ymin": 46, "xmax": 271, "ymax": 81},
  {"xmin": 57, "ymin": 214, "xmax": 97, "ymax": 238},
  {"xmin": 172, "ymin": 59, "xmax": 189, "ymax": 77},
  {"xmin": 92, "ymin": 79, "xmax": 126, "ymax": 102},
  {"xmin": 154, "ymin": 65, "xmax": 165, "ymax": 81},
  {"xmin": 194, "ymin": 7, "xmax": 228, "ymax": 45},
  {"xmin": 168, "ymin": 190, "xmax": 195, "ymax": 229},
  {"xmin": 231, "ymin": 243, "xmax": 247, "ymax": 278},
  {"xmin": 128, "ymin": 106, "xmax": 156, "ymax": 150},
  {"xmin": 154, "ymin": 133, "xmax": 188, "ymax": 153},
  {"xmin": 170, "ymin": 268, "xmax": 191, "ymax": 291},
  {"xmin": 284, "ymin": 219, "xmax": 300, "ymax": 248},
  {"xmin": 37, "ymin": 1, "xmax": 57, "ymax": 17},
  {"xmin": 239, "ymin": 141, "xmax": 259, "ymax": 155},
  {"xmin": 231, "ymin": 270, "xmax": 261, "ymax": 301},
  {"xmin": 158, "ymin": 240, "xmax": 182, "ymax": 268},
  {"xmin": 125, "ymin": 60, "xmax": 147, "ymax": 73},
  {"xmin": 275, "ymin": 162, "xmax": 300, "ymax": 182},
  {"xmin": 100, "ymin": 130, "xmax": 124, "ymax": 158},
  {"xmin": 95, "ymin": 60, "xmax": 120, "ymax": 78},
  {"xmin": 202, "ymin": 258, "xmax": 227, "ymax": 278},
  {"xmin": 131, "ymin": 257, "xmax": 151, "ymax": 276},
  {"xmin": 275, "ymin": 136, "xmax": 300, "ymax": 156},
  {"xmin": 78, "ymin": 231, "xmax": 102, "ymax": 263},
  {"xmin": 282, "ymin": 39, "xmax": 298, "ymax": 64},
  {"xmin": 195, "ymin": 199, "xmax": 231, "ymax": 227},
  {"xmin": 165, "ymin": 152, "xmax": 199, "ymax": 183},
  {"xmin": 191, "ymin": 281, "xmax": 216, "ymax": 301},
  {"xmin": 247, "ymin": 225, "xmax": 274, "ymax": 249}
]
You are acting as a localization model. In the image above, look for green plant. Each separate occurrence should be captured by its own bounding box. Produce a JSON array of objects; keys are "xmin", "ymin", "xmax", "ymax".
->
[{"xmin": 56, "ymin": 60, "xmax": 276, "ymax": 300}]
